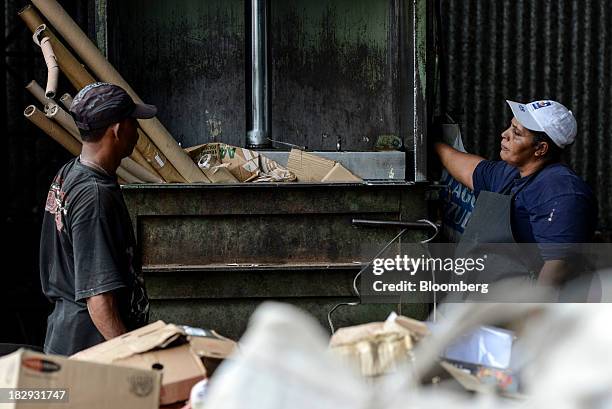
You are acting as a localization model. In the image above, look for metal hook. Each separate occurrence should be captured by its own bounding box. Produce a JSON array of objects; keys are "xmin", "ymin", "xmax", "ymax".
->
[
  {"xmin": 327, "ymin": 228, "xmax": 409, "ymax": 334},
  {"xmin": 417, "ymin": 219, "xmax": 439, "ymax": 243},
  {"xmin": 327, "ymin": 218, "xmax": 440, "ymax": 333}
]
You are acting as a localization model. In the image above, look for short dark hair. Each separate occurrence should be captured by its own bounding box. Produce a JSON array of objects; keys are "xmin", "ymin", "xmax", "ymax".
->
[
  {"xmin": 79, "ymin": 126, "xmax": 108, "ymax": 142},
  {"xmin": 531, "ymin": 130, "xmax": 563, "ymax": 162}
]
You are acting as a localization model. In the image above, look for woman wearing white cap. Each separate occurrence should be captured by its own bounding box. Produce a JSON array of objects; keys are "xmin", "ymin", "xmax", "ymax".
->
[{"xmin": 435, "ymin": 100, "xmax": 597, "ymax": 291}]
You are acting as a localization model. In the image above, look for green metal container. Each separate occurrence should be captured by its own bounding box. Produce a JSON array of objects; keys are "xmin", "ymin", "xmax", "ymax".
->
[{"xmin": 123, "ymin": 182, "xmax": 431, "ymax": 338}]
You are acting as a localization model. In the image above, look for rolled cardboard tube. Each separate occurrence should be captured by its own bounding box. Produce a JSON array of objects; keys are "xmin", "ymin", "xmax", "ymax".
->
[
  {"xmin": 25, "ymin": 105, "xmax": 143, "ymax": 184},
  {"xmin": 18, "ymin": 5, "xmax": 94, "ymax": 88},
  {"xmin": 44, "ymin": 102, "xmax": 79, "ymax": 138},
  {"xmin": 40, "ymin": 37, "xmax": 59, "ymax": 98},
  {"xmin": 59, "ymin": 93, "xmax": 73, "ymax": 110},
  {"xmin": 129, "ymin": 147, "xmax": 162, "ymax": 178},
  {"xmin": 19, "ymin": 11, "xmax": 187, "ymax": 184},
  {"xmin": 136, "ymin": 129, "xmax": 186, "ymax": 183},
  {"xmin": 117, "ymin": 167, "xmax": 143, "ymax": 184},
  {"xmin": 26, "ymin": 65, "xmax": 182, "ymax": 183},
  {"xmin": 121, "ymin": 157, "xmax": 163, "ymax": 183},
  {"xmin": 25, "ymin": 80, "xmax": 48, "ymax": 105},
  {"xmin": 24, "ymin": 105, "xmax": 80, "ymax": 155},
  {"xmin": 30, "ymin": 0, "xmax": 209, "ymax": 183},
  {"xmin": 17, "ymin": 4, "xmax": 44, "ymax": 32}
]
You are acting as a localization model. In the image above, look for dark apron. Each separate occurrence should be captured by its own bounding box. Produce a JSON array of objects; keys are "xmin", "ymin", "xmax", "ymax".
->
[{"xmin": 453, "ymin": 171, "xmax": 544, "ymax": 287}]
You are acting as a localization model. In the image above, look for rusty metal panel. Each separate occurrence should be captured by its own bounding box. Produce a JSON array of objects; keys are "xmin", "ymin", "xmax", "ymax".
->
[
  {"xmin": 439, "ymin": 0, "xmax": 612, "ymax": 231},
  {"xmin": 269, "ymin": 0, "xmax": 402, "ymax": 151},
  {"xmin": 140, "ymin": 213, "xmax": 401, "ymax": 266},
  {"xmin": 108, "ymin": 0, "xmax": 246, "ymax": 148},
  {"xmin": 123, "ymin": 184, "xmax": 430, "ymax": 336}
]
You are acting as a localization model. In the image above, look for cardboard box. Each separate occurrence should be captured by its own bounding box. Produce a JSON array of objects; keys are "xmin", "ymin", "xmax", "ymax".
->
[
  {"xmin": 287, "ymin": 149, "xmax": 362, "ymax": 182},
  {"xmin": 0, "ymin": 348, "xmax": 160, "ymax": 409},
  {"xmin": 71, "ymin": 321, "xmax": 236, "ymax": 405}
]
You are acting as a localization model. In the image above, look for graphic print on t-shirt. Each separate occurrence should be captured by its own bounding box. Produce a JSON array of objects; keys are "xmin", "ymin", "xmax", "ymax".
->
[{"xmin": 44, "ymin": 176, "xmax": 68, "ymax": 232}]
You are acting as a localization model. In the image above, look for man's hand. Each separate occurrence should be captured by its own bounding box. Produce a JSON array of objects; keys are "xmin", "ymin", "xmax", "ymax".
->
[
  {"xmin": 434, "ymin": 142, "xmax": 485, "ymax": 190},
  {"xmin": 86, "ymin": 292, "xmax": 127, "ymax": 340},
  {"xmin": 537, "ymin": 259, "xmax": 569, "ymax": 287}
]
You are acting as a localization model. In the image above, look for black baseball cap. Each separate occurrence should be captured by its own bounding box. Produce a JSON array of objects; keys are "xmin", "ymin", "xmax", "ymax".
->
[{"xmin": 69, "ymin": 82, "xmax": 157, "ymax": 131}]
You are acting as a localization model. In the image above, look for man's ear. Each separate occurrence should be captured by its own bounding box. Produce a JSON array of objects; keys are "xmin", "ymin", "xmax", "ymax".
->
[
  {"xmin": 535, "ymin": 141, "xmax": 549, "ymax": 157},
  {"xmin": 111, "ymin": 122, "xmax": 121, "ymax": 140}
]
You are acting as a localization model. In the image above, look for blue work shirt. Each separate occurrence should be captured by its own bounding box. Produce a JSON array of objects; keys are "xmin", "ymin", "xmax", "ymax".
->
[{"xmin": 472, "ymin": 160, "xmax": 597, "ymax": 260}]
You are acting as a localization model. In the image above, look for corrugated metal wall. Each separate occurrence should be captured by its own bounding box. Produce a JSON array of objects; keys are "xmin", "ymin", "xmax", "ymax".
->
[{"xmin": 439, "ymin": 0, "xmax": 612, "ymax": 232}]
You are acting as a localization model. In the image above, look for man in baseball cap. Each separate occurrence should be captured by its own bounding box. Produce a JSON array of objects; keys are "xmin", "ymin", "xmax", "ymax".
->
[
  {"xmin": 435, "ymin": 99, "xmax": 596, "ymax": 290},
  {"xmin": 39, "ymin": 83, "xmax": 154, "ymax": 355},
  {"xmin": 70, "ymin": 81, "xmax": 157, "ymax": 142}
]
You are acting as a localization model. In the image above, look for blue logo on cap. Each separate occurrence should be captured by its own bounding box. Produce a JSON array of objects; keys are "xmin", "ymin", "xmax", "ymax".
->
[
  {"xmin": 532, "ymin": 101, "xmax": 552, "ymax": 110},
  {"xmin": 518, "ymin": 105, "xmax": 526, "ymax": 112}
]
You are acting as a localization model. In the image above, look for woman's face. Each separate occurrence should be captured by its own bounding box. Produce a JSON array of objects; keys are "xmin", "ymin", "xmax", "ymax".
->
[{"xmin": 500, "ymin": 118, "xmax": 539, "ymax": 167}]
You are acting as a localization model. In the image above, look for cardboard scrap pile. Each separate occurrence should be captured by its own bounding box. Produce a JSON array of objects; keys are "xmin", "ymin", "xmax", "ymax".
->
[
  {"xmin": 185, "ymin": 143, "xmax": 362, "ymax": 184},
  {"xmin": 330, "ymin": 313, "xmax": 520, "ymax": 395},
  {"xmin": 198, "ymin": 302, "xmax": 612, "ymax": 409},
  {"xmin": 71, "ymin": 320, "xmax": 236, "ymax": 405},
  {"xmin": 185, "ymin": 143, "xmax": 297, "ymax": 183},
  {"xmin": 0, "ymin": 321, "xmax": 236, "ymax": 408}
]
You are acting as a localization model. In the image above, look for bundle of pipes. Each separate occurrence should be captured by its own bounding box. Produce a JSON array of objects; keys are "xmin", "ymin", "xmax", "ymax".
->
[
  {"xmin": 24, "ymin": 105, "xmax": 140, "ymax": 184},
  {"xmin": 18, "ymin": 1, "xmax": 210, "ymax": 183},
  {"xmin": 24, "ymin": 80, "xmax": 163, "ymax": 184}
]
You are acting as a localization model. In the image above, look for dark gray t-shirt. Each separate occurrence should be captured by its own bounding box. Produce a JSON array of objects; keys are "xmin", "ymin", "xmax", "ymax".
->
[{"xmin": 40, "ymin": 158, "xmax": 149, "ymax": 355}]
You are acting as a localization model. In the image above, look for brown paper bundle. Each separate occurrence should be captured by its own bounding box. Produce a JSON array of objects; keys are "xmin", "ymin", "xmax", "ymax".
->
[
  {"xmin": 30, "ymin": 0, "xmax": 209, "ymax": 183},
  {"xmin": 19, "ymin": 8, "xmax": 183, "ymax": 184}
]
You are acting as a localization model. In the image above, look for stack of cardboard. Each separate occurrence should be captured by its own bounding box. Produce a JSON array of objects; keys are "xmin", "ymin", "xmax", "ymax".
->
[{"xmin": 71, "ymin": 321, "xmax": 236, "ymax": 406}]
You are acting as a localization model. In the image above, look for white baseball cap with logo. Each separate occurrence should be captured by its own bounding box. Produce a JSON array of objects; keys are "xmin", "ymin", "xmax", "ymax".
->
[{"xmin": 506, "ymin": 100, "xmax": 577, "ymax": 148}]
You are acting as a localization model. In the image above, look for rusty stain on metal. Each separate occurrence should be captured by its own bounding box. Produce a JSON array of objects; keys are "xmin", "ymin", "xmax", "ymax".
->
[
  {"xmin": 270, "ymin": 0, "xmax": 401, "ymax": 151},
  {"xmin": 122, "ymin": 183, "xmax": 430, "ymax": 336}
]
